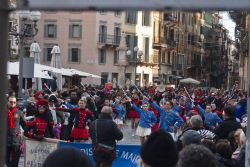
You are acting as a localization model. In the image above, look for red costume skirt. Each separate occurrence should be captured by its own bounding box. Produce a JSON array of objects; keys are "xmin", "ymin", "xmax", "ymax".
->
[
  {"xmin": 70, "ymin": 128, "xmax": 88, "ymax": 140},
  {"xmin": 127, "ymin": 110, "xmax": 140, "ymax": 118}
]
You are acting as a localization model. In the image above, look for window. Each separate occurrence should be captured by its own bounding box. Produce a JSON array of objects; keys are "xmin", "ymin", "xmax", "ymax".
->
[
  {"xmin": 114, "ymin": 26, "xmax": 121, "ymax": 45},
  {"xmin": 125, "ymin": 11, "xmax": 138, "ymax": 24},
  {"xmin": 69, "ymin": 23, "xmax": 82, "ymax": 38},
  {"xmin": 114, "ymin": 11, "xmax": 122, "ymax": 17},
  {"xmin": 142, "ymin": 11, "xmax": 150, "ymax": 26},
  {"xmin": 99, "ymin": 24, "xmax": 107, "ymax": 43},
  {"xmin": 114, "ymin": 50, "xmax": 119, "ymax": 64},
  {"xmin": 167, "ymin": 51, "xmax": 171, "ymax": 64},
  {"xmin": 99, "ymin": 11, "xmax": 107, "ymax": 15},
  {"xmin": 126, "ymin": 34, "xmax": 138, "ymax": 61},
  {"xmin": 162, "ymin": 51, "xmax": 166, "ymax": 63},
  {"xmin": 98, "ymin": 48, "xmax": 106, "ymax": 64},
  {"xmin": 101, "ymin": 72, "xmax": 108, "ymax": 85},
  {"xmin": 68, "ymin": 48, "xmax": 81, "ymax": 63},
  {"xmin": 44, "ymin": 22, "xmax": 57, "ymax": 38},
  {"xmin": 44, "ymin": 47, "xmax": 53, "ymax": 62},
  {"xmin": 144, "ymin": 37, "xmax": 149, "ymax": 62}
]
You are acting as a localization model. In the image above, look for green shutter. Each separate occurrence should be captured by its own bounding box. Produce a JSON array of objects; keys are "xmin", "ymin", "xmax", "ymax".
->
[
  {"xmin": 78, "ymin": 48, "xmax": 81, "ymax": 63},
  {"xmin": 104, "ymin": 49, "xmax": 106, "ymax": 64},
  {"xmin": 54, "ymin": 24, "xmax": 57, "ymax": 38},
  {"xmin": 79, "ymin": 25, "xmax": 82, "ymax": 39},
  {"xmin": 44, "ymin": 48, "xmax": 47, "ymax": 61},
  {"xmin": 68, "ymin": 48, "xmax": 71, "ymax": 62},
  {"xmin": 69, "ymin": 24, "xmax": 72, "ymax": 38},
  {"xmin": 44, "ymin": 24, "xmax": 48, "ymax": 37}
]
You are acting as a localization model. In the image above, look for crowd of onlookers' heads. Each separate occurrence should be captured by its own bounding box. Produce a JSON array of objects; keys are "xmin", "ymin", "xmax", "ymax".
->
[{"xmin": 42, "ymin": 112, "xmax": 247, "ymax": 167}]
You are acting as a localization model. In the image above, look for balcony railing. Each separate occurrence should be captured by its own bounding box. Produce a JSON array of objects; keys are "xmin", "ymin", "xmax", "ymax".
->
[{"xmin": 98, "ymin": 34, "xmax": 121, "ymax": 46}]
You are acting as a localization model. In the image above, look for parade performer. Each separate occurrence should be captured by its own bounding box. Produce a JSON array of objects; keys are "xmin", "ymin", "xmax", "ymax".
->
[
  {"xmin": 196, "ymin": 104, "xmax": 222, "ymax": 130},
  {"xmin": 127, "ymin": 93, "xmax": 142, "ymax": 136},
  {"xmin": 111, "ymin": 95, "xmax": 126, "ymax": 129},
  {"xmin": 6, "ymin": 96, "xmax": 26, "ymax": 167},
  {"xmin": 129, "ymin": 99, "xmax": 157, "ymax": 144},
  {"xmin": 56, "ymin": 99, "xmax": 94, "ymax": 142},
  {"xmin": 24, "ymin": 99, "xmax": 55, "ymax": 140},
  {"xmin": 146, "ymin": 97, "xmax": 184, "ymax": 140}
]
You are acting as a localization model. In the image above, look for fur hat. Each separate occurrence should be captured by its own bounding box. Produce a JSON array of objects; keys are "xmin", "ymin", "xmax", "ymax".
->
[
  {"xmin": 140, "ymin": 129, "xmax": 178, "ymax": 167},
  {"xmin": 42, "ymin": 147, "xmax": 93, "ymax": 167}
]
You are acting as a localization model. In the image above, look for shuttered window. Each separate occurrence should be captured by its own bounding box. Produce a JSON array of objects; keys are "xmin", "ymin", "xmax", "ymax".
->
[
  {"xmin": 68, "ymin": 48, "xmax": 81, "ymax": 63},
  {"xmin": 69, "ymin": 23, "xmax": 82, "ymax": 38},
  {"xmin": 44, "ymin": 23, "xmax": 57, "ymax": 38}
]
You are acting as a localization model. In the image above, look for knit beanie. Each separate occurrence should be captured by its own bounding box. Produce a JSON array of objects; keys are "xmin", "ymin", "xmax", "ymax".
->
[{"xmin": 140, "ymin": 129, "xmax": 178, "ymax": 167}]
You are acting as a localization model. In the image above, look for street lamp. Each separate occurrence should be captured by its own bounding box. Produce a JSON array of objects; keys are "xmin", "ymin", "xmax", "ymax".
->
[
  {"xmin": 9, "ymin": 10, "xmax": 41, "ymax": 98},
  {"xmin": 126, "ymin": 46, "xmax": 143, "ymax": 86}
]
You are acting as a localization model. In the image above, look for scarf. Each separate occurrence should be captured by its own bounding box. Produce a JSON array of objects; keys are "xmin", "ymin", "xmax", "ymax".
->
[{"xmin": 8, "ymin": 107, "xmax": 17, "ymax": 129}]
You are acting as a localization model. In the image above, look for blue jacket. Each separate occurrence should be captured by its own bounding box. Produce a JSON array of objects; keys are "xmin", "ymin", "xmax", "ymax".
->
[
  {"xmin": 150, "ymin": 102, "xmax": 183, "ymax": 133},
  {"xmin": 235, "ymin": 99, "xmax": 247, "ymax": 120},
  {"xmin": 132, "ymin": 104, "xmax": 157, "ymax": 128},
  {"xmin": 197, "ymin": 105, "xmax": 222, "ymax": 128},
  {"xmin": 112, "ymin": 103, "xmax": 126, "ymax": 119}
]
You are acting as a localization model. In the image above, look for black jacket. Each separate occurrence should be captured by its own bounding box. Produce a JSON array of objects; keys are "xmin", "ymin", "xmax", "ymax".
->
[
  {"xmin": 89, "ymin": 113, "xmax": 123, "ymax": 162},
  {"xmin": 7, "ymin": 107, "xmax": 26, "ymax": 146},
  {"xmin": 214, "ymin": 118, "xmax": 241, "ymax": 139}
]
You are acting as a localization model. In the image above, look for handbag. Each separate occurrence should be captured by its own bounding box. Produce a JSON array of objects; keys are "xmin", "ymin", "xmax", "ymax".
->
[{"xmin": 93, "ymin": 120, "xmax": 116, "ymax": 161}]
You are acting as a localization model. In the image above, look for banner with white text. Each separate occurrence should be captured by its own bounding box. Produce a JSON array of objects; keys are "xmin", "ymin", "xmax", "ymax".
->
[{"xmin": 58, "ymin": 141, "xmax": 141, "ymax": 167}]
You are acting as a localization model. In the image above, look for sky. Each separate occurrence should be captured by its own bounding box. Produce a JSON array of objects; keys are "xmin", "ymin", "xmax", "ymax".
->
[{"xmin": 219, "ymin": 11, "xmax": 236, "ymax": 40}]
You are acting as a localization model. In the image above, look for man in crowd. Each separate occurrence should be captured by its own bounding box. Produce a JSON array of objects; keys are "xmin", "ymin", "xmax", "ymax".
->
[
  {"xmin": 89, "ymin": 106, "xmax": 123, "ymax": 167},
  {"xmin": 6, "ymin": 96, "xmax": 26, "ymax": 167}
]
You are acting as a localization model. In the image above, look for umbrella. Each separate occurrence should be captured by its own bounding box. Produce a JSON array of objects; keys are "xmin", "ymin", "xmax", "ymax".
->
[
  {"xmin": 30, "ymin": 41, "xmax": 42, "ymax": 90},
  {"xmin": 50, "ymin": 45, "xmax": 62, "ymax": 91},
  {"xmin": 179, "ymin": 78, "xmax": 200, "ymax": 85}
]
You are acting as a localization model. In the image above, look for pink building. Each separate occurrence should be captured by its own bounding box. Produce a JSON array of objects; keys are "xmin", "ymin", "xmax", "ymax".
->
[{"xmin": 34, "ymin": 11, "xmax": 127, "ymax": 86}]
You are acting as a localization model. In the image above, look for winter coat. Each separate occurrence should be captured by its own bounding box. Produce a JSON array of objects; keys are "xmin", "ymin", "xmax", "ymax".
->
[
  {"xmin": 214, "ymin": 118, "xmax": 242, "ymax": 139},
  {"xmin": 89, "ymin": 113, "xmax": 123, "ymax": 162}
]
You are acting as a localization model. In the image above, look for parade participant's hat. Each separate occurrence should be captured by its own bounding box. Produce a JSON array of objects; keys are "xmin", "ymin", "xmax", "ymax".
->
[
  {"xmin": 34, "ymin": 91, "xmax": 43, "ymax": 99},
  {"xmin": 140, "ymin": 129, "xmax": 178, "ymax": 167},
  {"xmin": 36, "ymin": 99, "xmax": 49, "ymax": 107}
]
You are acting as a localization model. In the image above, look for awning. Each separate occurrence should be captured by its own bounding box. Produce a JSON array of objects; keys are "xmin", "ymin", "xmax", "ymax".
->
[{"xmin": 7, "ymin": 62, "xmax": 52, "ymax": 79}]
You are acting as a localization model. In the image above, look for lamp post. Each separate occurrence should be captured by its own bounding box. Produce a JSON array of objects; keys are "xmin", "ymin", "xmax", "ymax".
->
[
  {"xmin": 9, "ymin": 10, "xmax": 41, "ymax": 98},
  {"xmin": 126, "ymin": 46, "xmax": 143, "ymax": 86}
]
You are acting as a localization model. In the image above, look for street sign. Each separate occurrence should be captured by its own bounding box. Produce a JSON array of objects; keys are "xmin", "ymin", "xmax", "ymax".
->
[{"xmin": 17, "ymin": 0, "xmax": 250, "ymax": 10}]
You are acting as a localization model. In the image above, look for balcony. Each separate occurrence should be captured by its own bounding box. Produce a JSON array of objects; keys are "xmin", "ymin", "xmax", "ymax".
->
[
  {"xmin": 98, "ymin": 34, "xmax": 121, "ymax": 47},
  {"xmin": 153, "ymin": 37, "xmax": 168, "ymax": 48}
]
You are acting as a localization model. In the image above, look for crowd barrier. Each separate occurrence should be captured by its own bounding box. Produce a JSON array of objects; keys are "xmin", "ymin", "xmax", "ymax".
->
[{"xmin": 24, "ymin": 138, "xmax": 141, "ymax": 167}]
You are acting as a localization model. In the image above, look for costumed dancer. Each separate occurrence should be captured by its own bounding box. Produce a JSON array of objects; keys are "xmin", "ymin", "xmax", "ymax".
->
[
  {"xmin": 128, "ymin": 98, "xmax": 157, "ymax": 145},
  {"xmin": 24, "ymin": 99, "xmax": 55, "ymax": 140},
  {"xmin": 111, "ymin": 95, "xmax": 126, "ymax": 129},
  {"xmin": 127, "ymin": 93, "xmax": 142, "ymax": 136},
  {"xmin": 56, "ymin": 99, "xmax": 94, "ymax": 142}
]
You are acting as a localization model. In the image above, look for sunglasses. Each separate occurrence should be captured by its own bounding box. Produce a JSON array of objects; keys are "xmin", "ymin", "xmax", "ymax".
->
[{"xmin": 9, "ymin": 101, "xmax": 16, "ymax": 104}]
